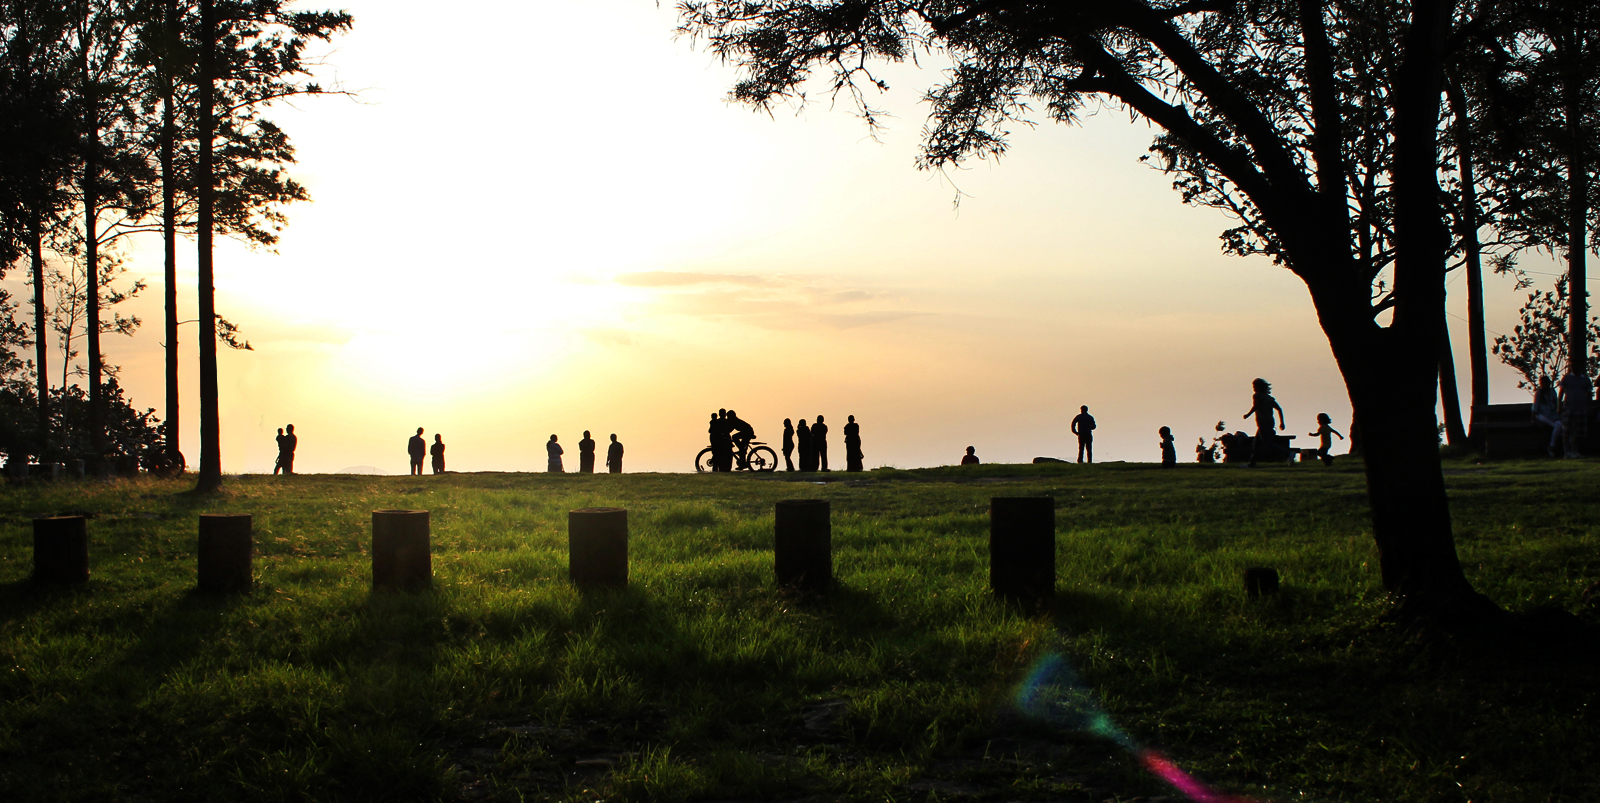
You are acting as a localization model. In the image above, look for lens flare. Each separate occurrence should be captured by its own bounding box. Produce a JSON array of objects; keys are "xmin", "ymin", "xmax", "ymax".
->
[{"xmin": 1013, "ymin": 652, "xmax": 1256, "ymax": 803}]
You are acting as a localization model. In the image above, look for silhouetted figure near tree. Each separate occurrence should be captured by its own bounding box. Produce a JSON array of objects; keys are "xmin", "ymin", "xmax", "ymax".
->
[
  {"xmin": 961, "ymin": 446, "xmax": 979, "ymax": 465},
  {"xmin": 1159, "ymin": 426, "xmax": 1175, "ymax": 467},
  {"xmin": 607, "ymin": 434, "xmax": 624, "ymax": 473},
  {"xmin": 1533, "ymin": 376, "xmax": 1563, "ymax": 457},
  {"xmin": 1243, "ymin": 378, "xmax": 1286, "ymax": 468},
  {"xmin": 813, "ymin": 415, "xmax": 830, "ymax": 471},
  {"xmin": 431, "ymin": 434, "xmax": 445, "ymax": 474},
  {"xmin": 273, "ymin": 428, "xmax": 286, "ymax": 475},
  {"xmin": 844, "ymin": 415, "xmax": 863, "ymax": 471},
  {"xmin": 1559, "ymin": 371, "xmax": 1592, "ymax": 459},
  {"xmin": 547, "ymin": 434, "xmax": 564, "ymax": 472},
  {"xmin": 408, "ymin": 428, "xmax": 426, "ymax": 476},
  {"xmin": 1071, "ymin": 406, "xmax": 1095, "ymax": 463},
  {"xmin": 797, "ymin": 418, "xmax": 814, "ymax": 471},
  {"xmin": 782, "ymin": 419, "xmax": 795, "ymax": 471},
  {"xmin": 1310, "ymin": 413, "xmax": 1344, "ymax": 466},
  {"xmin": 727, "ymin": 410, "xmax": 755, "ymax": 468},
  {"xmin": 579, "ymin": 431, "xmax": 596, "ymax": 473}
]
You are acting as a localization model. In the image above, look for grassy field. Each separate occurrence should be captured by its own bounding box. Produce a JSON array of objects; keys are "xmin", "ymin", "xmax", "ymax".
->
[{"xmin": 0, "ymin": 459, "xmax": 1596, "ymax": 802}]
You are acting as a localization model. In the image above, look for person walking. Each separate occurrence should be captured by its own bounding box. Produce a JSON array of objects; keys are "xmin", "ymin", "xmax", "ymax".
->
[
  {"xmin": 844, "ymin": 415, "xmax": 864, "ymax": 471},
  {"xmin": 408, "ymin": 428, "xmax": 426, "ymax": 476},
  {"xmin": 606, "ymin": 433, "xmax": 624, "ymax": 473},
  {"xmin": 1071, "ymin": 406, "xmax": 1096, "ymax": 464},
  {"xmin": 782, "ymin": 418, "xmax": 795, "ymax": 471},
  {"xmin": 1242, "ymin": 378, "xmax": 1286, "ymax": 467},
  {"xmin": 430, "ymin": 434, "xmax": 446, "ymax": 474},
  {"xmin": 579, "ymin": 431, "xmax": 597, "ymax": 473},
  {"xmin": 546, "ymin": 434, "xmax": 565, "ymax": 472},
  {"xmin": 813, "ymin": 415, "xmax": 830, "ymax": 471},
  {"xmin": 797, "ymin": 418, "xmax": 814, "ymax": 471}
]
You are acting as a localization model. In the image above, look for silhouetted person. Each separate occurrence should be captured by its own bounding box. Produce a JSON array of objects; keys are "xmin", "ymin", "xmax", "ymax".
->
[
  {"xmin": 408, "ymin": 427, "xmax": 426, "ymax": 476},
  {"xmin": 813, "ymin": 415, "xmax": 830, "ymax": 471},
  {"xmin": 282, "ymin": 425, "xmax": 297, "ymax": 475},
  {"xmin": 844, "ymin": 415, "xmax": 863, "ymax": 471},
  {"xmin": 782, "ymin": 418, "xmax": 795, "ymax": 471},
  {"xmin": 707, "ymin": 413, "xmax": 724, "ymax": 471},
  {"xmin": 712, "ymin": 408, "xmax": 736, "ymax": 471},
  {"xmin": 1159, "ymin": 426, "xmax": 1175, "ymax": 467},
  {"xmin": 579, "ymin": 430, "xmax": 597, "ymax": 473},
  {"xmin": 1243, "ymin": 378, "xmax": 1285, "ymax": 468},
  {"xmin": 273, "ymin": 428, "xmax": 286, "ymax": 475},
  {"xmin": 1533, "ymin": 375, "xmax": 1562, "ymax": 457},
  {"xmin": 797, "ymin": 418, "xmax": 814, "ymax": 471},
  {"xmin": 1310, "ymin": 413, "xmax": 1344, "ymax": 466},
  {"xmin": 727, "ymin": 410, "xmax": 755, "ymax": 468},
  {"xmin": 1560, "ymin": 370, "xmax": 1592, "ymax": 458},
  {"xmin": 547, "ymin": 434, "xmax": 564, "ymax": 472},
  {"xmin": 431, "ymin": 434, "xmax": 446, "ymax": 474},
  {"xmin": 1071, "ymin": 406, "xmax": 1095, "ymax": 463},
  {"xmin": 961, "ymin": 446, "xmax": 979, "ymax": 465},
  {"xmin": 606, "ymin": 433, "xmax": 623, "ymax": 473}
]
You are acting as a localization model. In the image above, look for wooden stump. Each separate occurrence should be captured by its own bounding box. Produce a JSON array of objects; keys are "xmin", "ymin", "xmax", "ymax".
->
[
  {"xmin": 1244, "ymin": 567, "xmax": 1280, "ymax": 598},
  {"xmin": 569, "ymin": 507, "xmax": 628, "ymax": 588},
  {"xmin": 775, "ymin": 499, "xmax": 832, "ymax": 590},
  {"xmin": 372, "ymin": 510, "xmax": 431, "ymax": 591},
  {"xmin": 197, "ymin": 514, "xmax": 253, "ymax": 592},
  {"xmin": 990, "ymin": 497, "xmax": 1055, "ymax": 602},
  {"xmin": 33, "ymin": 516, "xmax": 88, "ymax": 584},
  {"xmin": 68, "ymin": 459, "xmax": 85, "ymax": 479}
]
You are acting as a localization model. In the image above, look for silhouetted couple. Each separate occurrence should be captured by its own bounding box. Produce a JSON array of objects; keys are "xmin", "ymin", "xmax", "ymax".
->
[
  {"xmin": 708, "ymin": 408, "xmax": 755, "ymax": 471},
  {"xmin": 784, "ymin": 414, "xmax": 857, "ymax": 471},
  {"xmin": 273, "ymin": 424, "xmax": 297, "ymax": 475},
  {"xmin": 407, "ymin": 428, "xmax": 445, "ymax": 475}
]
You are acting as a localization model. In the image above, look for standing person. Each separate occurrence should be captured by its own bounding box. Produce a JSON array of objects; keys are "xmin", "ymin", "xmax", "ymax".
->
[
  {"xmin": 1158, "ymin": 426, "xmax": 1176, "ymax": 467},
  {"xmin": 782, "ymin": 418, "xmax": 795, "ymax": 471},
  {"xmin": 1309, "ymin": 413, "xmax": 1344, "ymax": 466},
  {"xmin": 707, "ymin": 413, "xmax": 722, "ymax": 471},
  {"xmin": 797, "ymin": 417, "xmax": 814, "ymax": 471},
  {"xmin": 1559, "ymin": 370, "xmax": 1592, "ymax": 458},
  {"xmin": 813, "ymin": 415, "xmax": 830, "ymax": 471},
  {"xmin": 844, "ymin": 415, "xmax": 864, "ymax": 471},
  {"xmin": 961, "ymin": 446, "xmax": 980, "ymax": 465},
  {"xmin": 1533, "ymin": 375, "xmax": 1563, "ymax": 457},
  {"xmin": 273, "ymin": 428, "xmax": 286, "ymax": 475},
  {"xmin": 1242, "ymin": 378, "xmax": 1286, "ymax": 468},
  {"xmin": 408, "ymin": 428, "xmax": 426, "ymax": 476},
  {"xmin": 1071, "ymin": 406, "xmax": 1096, "ymax": 464},
  {"xmin": 281, "ymin": 424, "xmax": 297, "ymax": 475},
  {"xmin": 579, "ymin": 431, "xmax": 597, "ymax": 473},
  {"xmin": 606, "ymin": 433, "xmax": 624, "ymax": 473},
  {"xmin": 711, "ymin": 409, "xmax": 734, "ymax": 472},
  {"xmin": 430, "ymin": 434, "xmax": 446, "ymax": 474},
  {"xmin": 546, "ymin": 434, "xmax": 564, "ymax": 472}
]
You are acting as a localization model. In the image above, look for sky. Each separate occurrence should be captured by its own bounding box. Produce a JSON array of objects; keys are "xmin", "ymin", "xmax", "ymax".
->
[{"xmin": 4, "ymin": 0, "xmax": 1566, "ymax": 474}]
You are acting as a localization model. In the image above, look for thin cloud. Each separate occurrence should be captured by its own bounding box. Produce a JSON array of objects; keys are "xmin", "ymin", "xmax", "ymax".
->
[{"xmin": 614, "ymin": 271, "xmax": 774, "ymax": 288}]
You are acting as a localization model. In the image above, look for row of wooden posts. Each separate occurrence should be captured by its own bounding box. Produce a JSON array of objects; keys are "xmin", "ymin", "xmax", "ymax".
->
[{"xmin": 28, "ymin": 497, "xmax": 1280, "ymax": 599}]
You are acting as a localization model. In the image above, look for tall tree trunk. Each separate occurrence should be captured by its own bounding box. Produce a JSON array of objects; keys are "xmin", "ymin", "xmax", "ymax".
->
[
  {"xmin": 1564, "ymin": 43, "xmax": 1589, "ymax": 382},
  {"xmin": 161, "ymin": 0, "xmax": 181, "ymax": 472},
  {"xmin": 1445, "ymin": 81, "xmax": 1488, "ymax": 440},
  {"xmin": 1440, "ymin": 316, "xmax": 1467, "ymax": 446},
  {"xmin": 29, "ymin": 219, "xmax": 48, "ymax": 459},
  {"xmin": 80, "ymin": 36, "xmax": 103, "ymax": 468},
  {"xmin": 194, "ymin": 0, "xmax": 221, "ymax": 492}
]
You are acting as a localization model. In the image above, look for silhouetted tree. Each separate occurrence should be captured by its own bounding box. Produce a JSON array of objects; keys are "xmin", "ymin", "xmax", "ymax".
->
[
  {"xmin": 1492, "ymin": 275, "xmax": 1600, "ymax": 390},
  {"xmin": 678, "ymin": 0, "xmax": 1531, "ymax": 619}
]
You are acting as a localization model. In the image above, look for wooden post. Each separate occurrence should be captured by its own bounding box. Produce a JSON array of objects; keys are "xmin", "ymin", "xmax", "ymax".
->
[
  {"xmin": 33, "ymin": 516, "xmax": 89, "ymax": 584},
  {"xmin": 197, "ymin": 514, "xmax": 252, "ymax": 592},
  {"xmin": 1244, "ymin": 567, "xmax": 1280, "ymax": 598},
  {"xmin": 569, "ymin": 507, "xmax": 627, "ymax": 588},
  {"xmin": 372, "ymin": 509, "xmax": 431, "ymax": 591},
  {"xmin": 775, "ymin": 499, "xmax": 832, "ymax": 590},
  {"xmin": 990, "ymin": 497, "xmax": 1055, "ymax": 601}
]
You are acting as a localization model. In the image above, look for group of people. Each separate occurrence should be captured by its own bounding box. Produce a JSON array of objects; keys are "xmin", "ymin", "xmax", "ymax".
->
[
  {"xmin": 545, "ymin": 432, "xmax": 625, "ymax": 473},
  {"xmin": 779, "ymin": 414, "xmax": 865, "ymax": 472},
  {"xmin": 1532, "ymin": 372, "xmax": 1593, "ymax": 458},
  {"xmin": 406, "ymin": 428, "xmax": 447, "ymax": 475},
  {"xmin": 706, "ymin": 409, "xmax": 758, "ymax": 471}
]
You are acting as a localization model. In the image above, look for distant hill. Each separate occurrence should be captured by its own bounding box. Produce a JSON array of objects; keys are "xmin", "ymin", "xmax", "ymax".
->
[{"xmin": 337, "ymin": 465, "xmax": 387, "ymax": 475}]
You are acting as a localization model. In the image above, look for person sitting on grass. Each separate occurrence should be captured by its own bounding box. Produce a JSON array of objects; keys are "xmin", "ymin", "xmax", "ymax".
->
[
  {"xmin": 1158, "ymin": 426, "xmax": 1176, "ymax": 467},
  {"xmin": 961, "ymin": 446, "xmax": 980, "ymax": 465},
  {"xmin": 1310, "ymin": 413, "xmax": 1344, "ymax": 466}
]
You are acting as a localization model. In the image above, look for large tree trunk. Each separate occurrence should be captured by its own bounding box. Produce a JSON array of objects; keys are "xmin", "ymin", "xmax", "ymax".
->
[
  {"xmin": 1445, "ymin": 81, "xmax": 1488, "ymax": 440},
  {"xmin": 1564, "ymin": 44, "xmax": 1589, "ymax": 381},
  {"xmin": 1440, "ymin": 316, "xmax": 1467, "ymax": 446},
  {"xmin": 29, "ymin": 219, "xmax": 48, "ymax": 459},
  {"xmin": 81, "ymin": 48, "xmax": 103, "ymax": 468},
  {"xmin": 194, "ymin": 0, "xmax": 221, "ymax": 493},
  {"xmin": 161, "ymin": 0, "xmax": 181, "ymax": 472}
]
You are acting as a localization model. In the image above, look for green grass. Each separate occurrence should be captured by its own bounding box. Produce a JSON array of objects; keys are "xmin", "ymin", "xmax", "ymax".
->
[{"xmin": 0, "ymin": 459, "xmax": 1596, "ymax": 802}]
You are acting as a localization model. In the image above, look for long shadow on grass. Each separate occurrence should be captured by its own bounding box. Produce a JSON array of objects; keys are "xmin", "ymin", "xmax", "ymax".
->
[{"xmin": 0, "ymin": 578, "xmax": 96, "ymax": 627}]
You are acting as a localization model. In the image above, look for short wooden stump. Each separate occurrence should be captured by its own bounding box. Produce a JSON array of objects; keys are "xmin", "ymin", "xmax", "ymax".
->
[
  {"xmin": 990, "ymin": 497, "xmax": 1055, "ymax": 602},
  {"xmin": 775, "ymin": 499, "xmax": 832, "ymax": 590},
  {"xmin": 1245, "ymin": 567, "xmax": 1280, "ymax": 598},
  {"xmin": 197, "ymin": 514, "xmax": 252, "ymax": 592},
  {"xmin": 33, "ymin": 516, "xmax": 89, "ymax": 584},
  {"xmin": 372, "ymin": 510, "xmax": 431, "ymax": 591},
  {"xmin": 569, "ymin": 507, "xmax": 628, "ymax": 588}
]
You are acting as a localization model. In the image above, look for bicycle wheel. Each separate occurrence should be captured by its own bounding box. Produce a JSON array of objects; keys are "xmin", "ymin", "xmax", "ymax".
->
[
  {"xmin": 695, "ymin": 447, "xmax": 715, "ymax": 473},
  {"xmin": 748, "ymin": 445, "xmax": 778, "ymax": 472}
]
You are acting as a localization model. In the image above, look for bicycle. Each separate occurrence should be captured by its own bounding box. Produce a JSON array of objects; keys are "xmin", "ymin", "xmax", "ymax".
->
[{"xmin": 696, "ymin": 440, "xmax": 778, "ymax": 472}]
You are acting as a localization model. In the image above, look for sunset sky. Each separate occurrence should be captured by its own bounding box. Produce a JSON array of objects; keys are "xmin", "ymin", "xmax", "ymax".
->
[{"xmin": 6, "ymin": 0, "xmax": 1562, "ymax": 474}]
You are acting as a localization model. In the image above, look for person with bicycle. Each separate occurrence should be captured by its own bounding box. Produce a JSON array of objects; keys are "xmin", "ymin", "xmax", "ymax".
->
[{"xmin": 726, "ymin": 410, "xmax": 756, "ymax": 469}]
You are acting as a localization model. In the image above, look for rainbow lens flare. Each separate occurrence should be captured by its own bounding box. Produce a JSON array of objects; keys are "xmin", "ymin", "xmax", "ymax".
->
[{"xmin": 1014, "ymin": 652, "xmax": 1256, "ymax": 803}]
